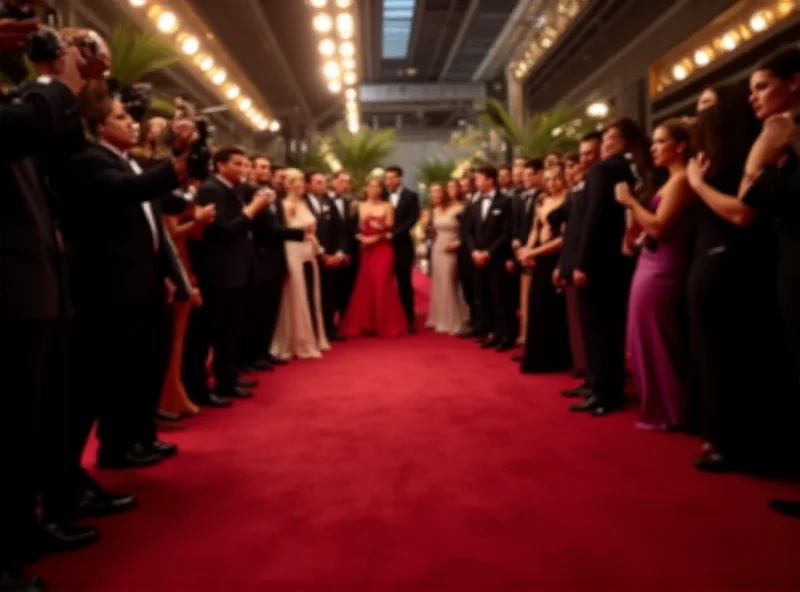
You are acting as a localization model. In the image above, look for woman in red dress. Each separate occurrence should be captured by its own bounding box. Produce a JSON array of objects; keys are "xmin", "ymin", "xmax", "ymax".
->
[{"xmin": 340, "ymin": 177, "xmax": 408, "ymax": 338}]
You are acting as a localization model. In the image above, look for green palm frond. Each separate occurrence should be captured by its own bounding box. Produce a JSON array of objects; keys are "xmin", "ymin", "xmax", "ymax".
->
[
  {"xmin": 417, "ymin": 157, "xmax": 456, "ymax": 188},
  {"xmin": 328, "ymin": 124, "xmax": 396, "ymax": 190},
  {"xmin": 109, "ymin": 22, "xmax": 179, "ymax": 85},
  {"xmin": 295, "ymin": 135, "xmax": 333, "ymax": 175},
  {"xmin": 147, "ymin": 96, "xmax": 176, "ymax": 118}
]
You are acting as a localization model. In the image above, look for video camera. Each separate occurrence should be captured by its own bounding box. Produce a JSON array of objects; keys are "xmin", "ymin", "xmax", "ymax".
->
[{"xmin": 174, "ymin": 96, "xmax": 213, "ymax": 180}]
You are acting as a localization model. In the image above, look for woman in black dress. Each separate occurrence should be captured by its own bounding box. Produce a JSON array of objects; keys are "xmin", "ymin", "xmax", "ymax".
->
[
  {"xmin": 686, "ymin": 84, "xmax": 789, "ymax": 473},
  {"xmin": 516, "ymin": 164, "xmax": 571, "ymax": 373}
]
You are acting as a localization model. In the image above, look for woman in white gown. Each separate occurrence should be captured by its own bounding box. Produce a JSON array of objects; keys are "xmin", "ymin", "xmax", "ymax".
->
[
  {"xmin": 270, "ymin": 169, "xmax": 330, "ymax": 360},
  {"xmin": 426, "ymin": 182, "xmax": 467, "ymax": 334}
]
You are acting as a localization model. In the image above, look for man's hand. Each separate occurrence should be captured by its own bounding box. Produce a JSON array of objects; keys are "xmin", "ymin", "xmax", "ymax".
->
[
  {"xmin": 573, "ymin": 269, "xmax": 588, "ymax": 287},
  {"xmin": 0, "ymin": 18, "xmax": 38, "ymax": 53},
  {"xmin": 194, "ymin": 204, "xmax": 216, "ymax": 226},
  {"xmin": 171, "ymin": 119, "xmax": 196, "ymax": 154},
  {"xmin": 384, "ymin": 232, "xmax": 392, "ymax": 241},
  {"xmin": 511, "ymin": 239, "xmax": 522, "ymax": 251},
  {"xmin": 471, "ymin": 250, "xmax": 482, "ymax": 265},
  {"xmin": 504, "ymin": 260, "xmax": 516, "ymax": 273},
  {"xmin": 189, "ymin": 287, "xmax": 203, "ymax": 308},
  {"xmin": 251, "ymin": 190, "xmax": 271, "ymax": 211},
  {"xmin": 552, "ymin": 267, "xmax": 564, "ymax": 289}
]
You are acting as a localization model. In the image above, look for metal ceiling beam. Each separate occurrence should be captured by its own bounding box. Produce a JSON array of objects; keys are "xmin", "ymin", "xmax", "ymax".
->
[
  {"xmin": 438, "ymin": 0, "xmax": 481, "ymax": 81},
  {"xmin": 360, "ymin": 81, "xmax": 485, "ymax": 103},
  {"xmin": 246, "ymin": 0, "xmax": 313, "ymax": 120},
  {"xmin": 408, "ymin": 0, "xmax": 430, "ymax": 66},
  {"xmin": 425, "ymin": 0, "xmax": 460, "ymax": 79},
  {"xmin": 471, "ymin": 0, "xmax": 534, "ymax": 81}
]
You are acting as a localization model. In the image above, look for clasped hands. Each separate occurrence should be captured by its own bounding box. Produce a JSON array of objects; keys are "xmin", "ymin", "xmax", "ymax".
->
[{"xmin": 471, "ymin": 250, "xmax": 490, "ymax": 268}]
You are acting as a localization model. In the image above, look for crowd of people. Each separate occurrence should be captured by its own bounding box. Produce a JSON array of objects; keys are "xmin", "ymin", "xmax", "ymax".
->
[{"xmin": 422, "ymin": 46, "xmax": 800, "ymax": 517}]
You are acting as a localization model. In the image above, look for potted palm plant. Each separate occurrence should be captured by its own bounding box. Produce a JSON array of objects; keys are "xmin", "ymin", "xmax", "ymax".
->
[{"xmin": 327, "ymin": 123, "xmax": 396, "ymax": 191}]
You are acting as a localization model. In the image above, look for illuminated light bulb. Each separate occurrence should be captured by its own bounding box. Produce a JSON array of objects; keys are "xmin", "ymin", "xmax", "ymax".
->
[
  {"xmin": 258, "ymin": 120, "xmax": 268, "ymax": 131},
  {"xmin": 672, "ymin": 63, "xmax": 688, "ymax": 81},
  {"xmin": 694, "ymin": 48, "xmax": 711, "ymax": 67},
  {"xmin": 336, "ymin": 0, "xmax": 352, "ymax": 7},
  {"xmin": 328, "ymin": 80, "xmax": 342, "ymax": 93},
  {"xmin": 336, "ymin": 13, "xmax": 354, "ymax": 37},
  {"xmin": 323, "ymin": 60, "xmax": 340, "ymax": 78},
  {"xmin": 211, "ymin": 69, "xmax": 227, "ymax": 85},
  {"xmin": 181, "ymin": 36, "xmax": 199, "ymax": 55},
  {"xmin": 269, "ymin": 120, "xmax": 281, "ymax": 132},
  {"xmin": 129, "ymin": 0, "xmax": 146, "ymax": 6},
  {"xmin": 586, "ymin": 101, "xmax": 609, "ymax": 119},
  {"xmin": 195, "ymin": 55, "xmax": 214, "ymax": 71},
  {"xmin": 339, "ymin": 41, "xmax": 355, "ymax": 57},
  {"xmin": 313, "ymin": 13, "xmax": 333, "ymax": 33},
  {"xmin": 777, "ymin": 0, "xmax": 795, "ymax": 16},
  {"xmin": 342, "ymin": 58, "xmax": 356, "ymax": 70},
  {"xmin": 226, "ymin": 85, "xmax": 240, "ymax": 100},
  {"xmin": 750, "ymin": 11, "xmax": 768, "ymax": 32},
  {"xmin": 239, "ymin": 97, "xmax": 252, "ymax": 111},
  {"xmin": 157, "ymin": 11, "xmax": 178, "ymax": 33},
  {"xmin": 541, "ymin": 37, "xmax": 553, "ymax": 48},
  {"xmin": 319, "ymin": 39, "xmax": 335, "ymax": 56},
  {"xmin": 721, "ymin": 32, "xmax": 738, "ymax": 51},
  {"xmin": 343, "ymin": 71, "xmax": 356, "ymax": 85},
  {"xmin": 310, "ymin": 0, "xmax": 327, "ymax": 6},
  {"xmin": 345, "ymin": 88, "xmax": 356, "ymax": 100}
]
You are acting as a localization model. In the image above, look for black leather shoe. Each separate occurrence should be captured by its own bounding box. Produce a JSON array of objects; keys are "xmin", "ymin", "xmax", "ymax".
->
[
  {"xmin": 569, "ymin": 395, "xmax": 600, "ymax": 412},
  {"xmin": 195, "ymin": 393, "xmax": 232, "ymax": 408},
  {"xmin": 223, "ymin": 387, "xmax": 253, "ymax": 399},
  {"xmin": 78, "ymin": 484, "xmax": 137, "ymax": 517},
  {"xmin": 0, "ymin": 571, "xmax": 46, "ymax": 592},
  {"xmin": 97, "ymin": 443, "xmax": 161, "ymax": 470},
  {"xmin": 562, "ymin": 386, "xmax": 592, "ymax": 398},
  {"xmin": 37, "ymin": 522, "xmax": 98, "ymax": 554},
  {"xmin": 149, "ymin": 440, "xmax": 178, "ymax": 458},
  {"xmin": 267, "ymin": 354, "xmax": 286, "ymax": 366},
  {"xmin": 694, "ymin": 451, "xmax": 732, "ymax": 473},
  {"xmin": 591, "ymin": 402, "xmax": 622, "ymax": 417},
  {"xmin": 408, "ymin": 324, "xmax": 418, "ymax": 335},
  {"xmin": 236, "ymin": 378, "xmax": 258, "ymax": 389},
  {"xmin": 768, "ymin": 499, "xmax": 800, "ymax": 518},
  {"xmin": 251, "ymin": 359, "xmax": 274, "ymax": 371},
  {"xmin": 495, "ymin": 340, "xmax": 515, "ymax": 353},
  {"xmin": 480, "ymin": 337, "xmax": 500, "ymax": 349},
  {"xmin": 155, "ymin": 409, "xmax": 181, "ymax": 422},
  {"xmin": 329, "ymin": 331, "xmax": 346, "ymax": 341}
]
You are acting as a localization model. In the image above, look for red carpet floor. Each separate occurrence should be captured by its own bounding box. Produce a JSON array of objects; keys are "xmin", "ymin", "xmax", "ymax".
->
[{"xmin": 40, "ymin": 273, "xmax": 800, "ymax": 591}]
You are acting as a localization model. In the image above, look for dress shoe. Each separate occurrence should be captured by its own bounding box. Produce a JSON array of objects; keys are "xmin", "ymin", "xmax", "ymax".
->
[
  {"xmin": 457, "ymin": 328, "xmax": 479, "ymax": 338},
  {"xmin": 694, "ymin": 451, "xmax": 732, "ymax": 473},
  {"xmin": 237, "ymin": 377, "xmax": 259, "ymax": 389},
  {"xmin": 267, "ymin": 354, "xmax": 286, "ymax": 366},
  {"xmin": 251, "ymin": 359, "xmax": 274, "ymax": 371},
  {"xmin": 37, "ymin": 522, "xmax": 98, "ymax": 554},
  {"xmin": 222, "ymin": 387, "xmax": 253, "ymax": 399},
  {"xmin": 195, "ymin": 393, "xmax": 232, "ymax": 408},
  {"xmin": 480, "ymin": 337, "xmax": 500, "ymax": 349},
  {"xmin": 148, "ymin": 440, "xmax": 178, "ymax": 458},
  {"xmin": 329, "ymin": 331, "xmax": 346, "ymax": 341},
  {"xmin": 0, "ymin": 571, "xmax": 45, "ymax": 592},
  {"xmin": 495, "ymin": 340, "xmax": 515, "ymax": 353},
  {"xmin": 570, "ymin": 368, "xmax": 586, "ymax": 379},
  {"xmin": 569, "ymin": 395, "xmax": 600, "ymax": 412},
  {"xmin": 78, "ymin": 484, "xmax": 137, "ymax": 517},
  {"xmin": 155, "ymin": 409, "xmax": 181, "ymax": 422},
  {"xmin": 97, "ymin": 443, "xmax": 161, "ymax": 470},
  {"xmin": 561, "ymin": 386, "xmax": 592, "ymax": 398},
  {"xmin": 408, "ymin": 323, "xmax": 418, "ymax": 335},
  {"xmin": 590, "ymin": 401, "xmax": 622, "ymax": 417},
  {"xmin": 768, "ymin": 499, "xmax": 800, "ymax": 518}
]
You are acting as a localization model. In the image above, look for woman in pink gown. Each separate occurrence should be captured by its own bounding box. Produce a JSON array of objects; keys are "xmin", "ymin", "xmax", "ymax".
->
[{"xmin": 340, "ymin": 178, "xmax": 408, "ymax": 338}]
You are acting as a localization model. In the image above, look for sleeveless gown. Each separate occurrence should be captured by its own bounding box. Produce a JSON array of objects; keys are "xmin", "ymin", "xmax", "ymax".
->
[
  {"xmin": 270, "ymin": 205, "xmax": 330, "ymax": 359},
  {"xmin": 626, "ymin": 193, "xmax": 691, "ymax": 430},
  {"xmin": 340, "ymin": 214, "xmax": 408, "ymax": 338},
  {"xmin": 426, "ymin": 207, "xmax": 467, "ymax": 335}
]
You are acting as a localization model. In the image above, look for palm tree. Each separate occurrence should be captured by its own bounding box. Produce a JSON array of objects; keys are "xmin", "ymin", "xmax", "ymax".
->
[
  {"xmin": 480, "ymin": 98, "xmax": 595, "ymax": 158},
  {"xmin": 327, "ymin": 124, "xmax": 396, "ymax": 191},
  {"xmin": 108, "ymin": 22, "xmax": 180, "ymax": 85},
  {"xmin": 294, "ymin": 135, "xmax": 333, "ymax": 175},
  {"xmin": 417, "ymin": 157, "xmax": 456, "ymax": 188}
]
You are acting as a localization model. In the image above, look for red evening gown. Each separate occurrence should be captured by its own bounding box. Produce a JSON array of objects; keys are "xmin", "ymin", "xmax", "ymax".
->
[{"xmin": 340, "ymin": 215, "xmax": 408, "ymax": 338}]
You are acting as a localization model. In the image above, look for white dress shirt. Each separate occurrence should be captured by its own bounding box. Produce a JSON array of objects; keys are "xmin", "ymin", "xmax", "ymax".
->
[
  {"xmin": 389, "ymin": 188, "xmax": 402, "ymax": 209},
  {"xmin": 101, "ymin": 141, "xmax": 159, "ymax": 252},
  {"xmin": 306, "ymin": 193, "xmax": 322, "ymax": 214},
  {"xmin": 481, "ymin": 192, "xmax": 494, "ymax": 221}
]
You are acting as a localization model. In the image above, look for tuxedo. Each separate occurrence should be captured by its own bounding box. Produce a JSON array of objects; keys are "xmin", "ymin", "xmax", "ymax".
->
[
  {"xmin": 388, "ymin": 186, "xmax": 421, "ymax": 325},
  {"xmin": 0, "ymin": 79, "xmax": 82, "ymax": 571},
  {"xmin": 184, "ymin": 176, "xmax": 258, "ymax": 399},
  {"xmin": 239, "ymin": 184, "xmax": 304, "ymax": 365},
  {"xmin": 456, "ymin": 203, "xmax": 477, "ymax": 318},
  {"xmin": 305, "ymin": 192, "xmax": 348, "ymax": 336},
  {"xmin": 332, "ymin": 193, "xmax": 359, "ymax": 313},
  {"xmin": 63, "ymin": 142, "xmax": 185, "ymax": 461},
  {"xmin": 513, "ymin": 188, "xmax": 540, "ymax": 245},
  {"xmin": 463, "ymin": 190, "xmax": 515, "ymax": 341}
]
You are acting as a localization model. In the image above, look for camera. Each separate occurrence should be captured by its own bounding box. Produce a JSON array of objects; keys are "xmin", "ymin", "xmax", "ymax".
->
[{"xmin": 174, "ymin": 96, "xmax": 212, "ymax": 180}]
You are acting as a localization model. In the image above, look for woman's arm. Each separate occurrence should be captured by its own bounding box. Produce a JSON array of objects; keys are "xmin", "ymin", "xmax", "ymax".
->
[
  {"xmin": 530, "ymin": 236, "xmax": 564, "ymax": 257},
  {"xmin": 618, "ymin": 173, "xmax": 693, "ymax": 240},
  {"xmin": 687, "ymin": 155, "xmax": 756, "ymax": 227},
  {"xmin": 385, "ymin": 204, "xmax": 396, "ymax": 229}
]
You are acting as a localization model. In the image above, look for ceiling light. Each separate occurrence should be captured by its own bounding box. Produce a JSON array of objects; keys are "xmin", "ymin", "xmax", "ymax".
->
[
  {"xmin": 336, "ymin": 0, "xmax": 352, "ymax": 6},
  {"xmin": 239, "ymin": 97, "xmax": 252, "ymax": 111},
  {"xmin": 339, "ymin": 41, "xmax": 355, "ymax": 57},
  {"xmin": 211, "ymin": 69, "xmax": 227, "ymax": 85},
  {"xmin": 269, "ymin": 120, "xmax": 281, "ymax": 132},
  {"xmin": 195, "ymin": 55, "xmax": 214, "ymax": 71},
  {"xmin": 129, "ymin": 0, "xmax": 146, "ymax": 6},
  {"xmin": 586, "ymin": 101, "xmax": 609, "ymax": 119},
  {"xmin": 313, "ymin": 14, "xmax": 333, "ymax": 33},
  {"xmin": 319, "ymin": 38, "xmax": 336, "ymax": 56},
  {"xmin": 310, "ymin": 0, "xmax": 327, "ymax": 6},
  {"xmin": 721, "ymin": 31, "xmax": 738, "ymax": 51},
  {"xmin": 342, "ymin": 58, "xmax": 356, "ymax": 70},
  {"xmin": 345, "ymin": 88, "xmax": 356, "ymax": 100},
  {"xmin": 694, "ymin": 48, "xmax": 711, "ymax": 67},
  {"xmin": 181, "ymin": 36, "xmax": 199, "ymax": 55},
  {"xmin": 336, "ymin": 13, "xmax": 354, "ymax": 37},
  {"xmin": 672, "ymin": 63, "xmax": 688, "ymax": 81},
  {"xmin": 541, "ymin": 37, "xmax": 553, "ymax": 48},
  {"xmin": 328, "ymin": 80, "xmax": 342, "ymax": 93},
  {"xmin": 777, "ymin": 0, "xmax": 795, "ymax": 16},
  {"xmin": 225, "ymin": 85, "xmax": 240, "ymax": 100},
  {"xmin": 750, "ymin": 11, "xmax": 769, "ymax": 32},
  {"xmin": 343, "ymin": 71, "xmax": 356, "ymax": 85},
  {"xmin": 323, "ymin": 60, "xmax": 340, "ymax": 78},
  {"xmin": 156, "ymin": 11, "xmax": 178, "ymax": 33},
  {"xmin": 258, "ymin": 120, "xmax": 268, "ymax": 131}
]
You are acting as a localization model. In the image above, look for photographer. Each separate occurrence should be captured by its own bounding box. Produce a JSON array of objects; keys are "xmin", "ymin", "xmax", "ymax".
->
[
  {"xmin": 0, "ymin": 15, "xmax": 95, "ymax": 592},
  {"xmin": 61, "ymin": 83, "xmax": 197, "ymax": 473}
]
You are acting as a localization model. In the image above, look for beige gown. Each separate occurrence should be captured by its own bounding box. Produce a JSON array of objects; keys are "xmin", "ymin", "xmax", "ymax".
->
[
  {"xmin": 426, "ymin": 205, "xmax": 467, "ymax": 335},
  {"xmin": 270, "ymin": 204, "xmax": 330, "ymax": 360}
]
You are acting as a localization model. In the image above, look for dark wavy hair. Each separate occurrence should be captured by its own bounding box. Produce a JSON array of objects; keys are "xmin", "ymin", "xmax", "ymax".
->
[
  {"xmin": 693, "ymin": 83, "xmax": 759, "ymax": 179},
  {"xmin": 605, "ymin": 117, "xmax": 653, "ymax": 198}
]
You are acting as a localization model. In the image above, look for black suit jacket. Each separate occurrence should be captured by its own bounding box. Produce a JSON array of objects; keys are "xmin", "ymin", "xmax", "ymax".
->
[
  {"xmin": 463, "ymin": 190, "xmax": 513, "ymax": 262},
  {"xmin": 62, "ymin": 142, "xmax": 185, "ymax": 309},
  {"xmin": 552, "ymin": 182, "xmax": 583, "ymax": 278},
  {"xmin": 389, "ymin": 187, "xmax": 420, "ymax": 248},
  {"xmin": 191, "ymin": 176, "xmax": 259, "ymax": 289},
  {"xmin": 574, "ymin": 154, "xmax": 636, "ymax": 276},
  {"xmin": 242, "ymin": 184, "xmax": 304, "ymax": 281},
  {"xmin": 305, "ymin": 193, "xmax": 347, "ymax": 256},
  {"xmin": 512, "ymin": 188, "xmax": 540, "ymax": 245},
  {"xmin": 0, "ymin": 80, "xmax": 80, "ymax": 320}
]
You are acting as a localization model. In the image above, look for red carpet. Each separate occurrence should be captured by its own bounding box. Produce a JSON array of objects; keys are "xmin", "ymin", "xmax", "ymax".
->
[{"xmin": 40, "ymin": 273, "xmax": 800, "ymax": 591}]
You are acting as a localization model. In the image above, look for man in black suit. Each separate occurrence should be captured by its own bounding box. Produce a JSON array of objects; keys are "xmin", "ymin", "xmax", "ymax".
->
[
  {"xmin": 0, "ymin": 39, "xmax": 98, "ymax": 590},
  {"xmin": 384, "ymin": 165, "xmax": 420, "ymax": 333},
  {"xmin": 462, "ymin": 165, "xmax": 515, "ymax": 352},
  {"xmin": 570, "ymin": 128, "xmax": 637, "ymax": 416},
  {"xmin": 64, "ymin": 94, "xmax": 196, "ymax": 470},
  {"xmin": 305, "ymin": 170, "xmax": 347, "ymax": 340},
  {"xmin": 330, "ymin": 171, "xmax": 358, "ymax": 318}
]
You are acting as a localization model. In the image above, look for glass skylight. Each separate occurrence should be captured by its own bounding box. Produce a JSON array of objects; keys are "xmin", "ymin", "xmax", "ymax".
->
[{"xmin": 382, "ymin": 0, "xmax": 417, "ymax": 59}]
